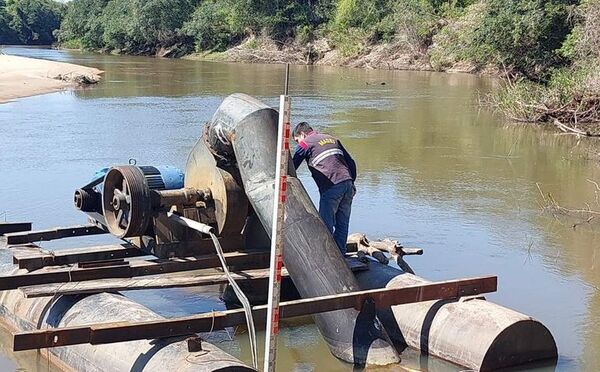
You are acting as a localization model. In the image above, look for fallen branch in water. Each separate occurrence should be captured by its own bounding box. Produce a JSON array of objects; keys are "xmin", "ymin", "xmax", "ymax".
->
[
  {"xmin": 537, "ymin": 182, "xmax": 600, "ymax": 229},
  {"xmin": 554, "ymin": 119, "xmax": 600, "ymax": 137}
]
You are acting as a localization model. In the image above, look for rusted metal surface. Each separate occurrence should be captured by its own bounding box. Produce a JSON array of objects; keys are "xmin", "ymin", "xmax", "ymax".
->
[
  {"xmin": 141, "ymin": 234, "xmax": 245, "ymax": 258},
  {"xmin": 0, "ymin": 273, "xmax": 253, "ymax": 371},
  {"xmin": 0, "ymin": 228, "xmax": 254, "ymax": 371},
  {"xmin": 0, "ymin": 222, "xmax": 32, "ymax": 235},
  {"xmin": 12, "ymin": 243, "xmax": 144, "ymax": 271},
  {"xmin": 6, "ymin": 244, "xmax": 42, "ymax": 263},
  {"xmin": 10, "ymin": 243, "xmax": 146, "ymax": 271},
  {"xmin": 186, "ymin": 336, "xmax": 203, "ymax": 352},
  {"xmin": 19, "ymin": 257, "xmax": 368, "ymax": 298},
  {"xmin": 0, "ymin": 251, "xmax": 270, "ymax": 291},
  {"xmin": 12, "ymin": 275, "xmax": 496, "ymax": 351},
  {"xmin": 77, "ymin": 258, "xmax": 128, "ymax": 269},
  {"xmin": 2, "ymin": 225, "xmax": 106, "ymax": 245},
  {"xmin": 185, "ymin": 138, "xmax": 248, "ymax": 236},
  {"xmin": 154, "ymin": 188, "xmax": 209, "ymax": 207},
  {"xmin": 20, "ymin": 270, "xmax": 268, "ymax": 298}
]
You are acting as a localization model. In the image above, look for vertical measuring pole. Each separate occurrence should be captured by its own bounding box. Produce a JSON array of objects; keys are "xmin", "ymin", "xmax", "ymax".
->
[{"xmin": 264, "ymin": 63, "xmax": 291, "ymax": 372}]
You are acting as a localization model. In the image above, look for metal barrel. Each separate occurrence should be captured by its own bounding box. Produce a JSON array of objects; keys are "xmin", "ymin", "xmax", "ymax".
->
[
  {"xmin": 205, "ymin": 93, "xmax": 400, "ymax": 365},
  {"xmin": 354, "ymin": 262, "xmax": 558, "ymax": 371},
  {"xmin": 0, "ymin": 251, "xmax": 253, "ymax": 372}
]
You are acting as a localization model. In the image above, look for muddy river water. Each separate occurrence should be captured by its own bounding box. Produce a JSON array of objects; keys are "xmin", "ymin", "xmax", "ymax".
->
[{"xmin": 1, "ymin": 46, "xmax": 599, "ymax": 371}]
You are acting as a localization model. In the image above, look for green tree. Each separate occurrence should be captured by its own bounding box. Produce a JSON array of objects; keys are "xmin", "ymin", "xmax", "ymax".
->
[
  {"xmin": 333, "ymin": 0, "xmax": 388, "ymax": 30},
  {"xmin": 0, "ymin": 0, "xmax": 18, "ymax": 44},
  {"xmin": 183, "ymin": 0, "xmax": 332, "ymax": 51},
  {"xmin": 100, "ymin": 0, "xmax": 195, "ymax": 53},
  {"xmin": 182, "ymin": 0, "xmax": 238, "ymax": 51},
  {"xmin": 58, "ymin": 0, "xmax": 108, "ymax": 49},
  {"xmin": 59, "ymin": 0, "xmax": 196, "ymax": 53},
  {"xmin": 5, "ymin": 0, "xmax": 65, "ymax": 44},
  {"xmin": 226, "ymin": 0, "xmax": 330, "ymax": 39},
  {"xmin": 138, "ymin": 0, "xmax": 196, "ymax": 47}
]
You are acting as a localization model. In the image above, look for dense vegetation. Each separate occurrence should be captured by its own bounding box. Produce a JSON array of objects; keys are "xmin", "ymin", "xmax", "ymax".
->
[
  {"xmin": 55, "ymin": 0, "xmax": 336, "ymax": 56},
  {"xmin": 0, "ymin": 0, "xmax": 65, "ymax": 45},
  {"xmin": 2, "ymin": 0, "xmax": 598, "ymax": 128},
  {"xmin": 54, "ymin": 0, "xmax": 584, "ymax": 78},
  {"xmin": 0, "ymin": 0, "xmax": 584, "ymax": 78}
]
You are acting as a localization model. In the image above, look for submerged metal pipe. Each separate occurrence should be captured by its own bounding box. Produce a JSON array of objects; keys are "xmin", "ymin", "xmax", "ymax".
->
[
  {"xmin": 205, "ymin": 93, "xmax": 400, "ymax": 365},
  {"xmin": 0, "ymin": 251, "xmax": 253, "ymax": 372},
  {"xmin": 354, "ymin": 262, "xmax": 558, "ymax": 371}
]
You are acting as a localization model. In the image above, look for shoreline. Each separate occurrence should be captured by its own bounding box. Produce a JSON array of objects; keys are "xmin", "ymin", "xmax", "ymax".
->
[
  {"xmin": 0, "ymin": 54, "xmax": 103, "ymax": 103},
  {"xmin": 181, "ymin": 37, "xmax": 499, "ymax": 75},
  {"xmin": 50, "ymin": 36, "xmax": 496, "ymax": 76}
]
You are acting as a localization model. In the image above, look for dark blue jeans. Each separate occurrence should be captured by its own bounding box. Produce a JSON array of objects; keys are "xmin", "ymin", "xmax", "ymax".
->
[{"xmin": 319, "ymin": 180, "xmax": 354, "ymax": 255}]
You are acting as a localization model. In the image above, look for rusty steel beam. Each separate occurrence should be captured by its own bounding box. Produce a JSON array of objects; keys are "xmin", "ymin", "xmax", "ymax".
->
[
  {"xmin": 13, "ymin": 244, "xmax": 144, "ymax": 271},
  {"xmin": 77, "ymin": 258, "xmax": 129, "ymax": 269},
  {"xmin": 13, "ymin": 276, "xmax": 497, "ymax": 351},
  {"xmin": 0, "ymin": 251, "xmax": 271, "ymax": 291},
  {"xmin": 20, "ymin": 257, "xmax": 368, "ymax": 298},
  {"xmin": 0, "ymin": 222, "xmax": 32, "ymax": 236},
  {"xmin": 2, "ymin": 225, "xmax": 106, "ymax": 245}
]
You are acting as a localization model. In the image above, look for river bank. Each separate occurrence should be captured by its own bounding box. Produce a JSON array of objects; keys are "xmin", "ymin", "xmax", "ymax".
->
[
  {"xmin": 182, "ymin": 36, "xmax": 498, "ymax": 75},
  {"xmin": 0, "ymin": 54, "xmax": 103, "ymax": 103}
]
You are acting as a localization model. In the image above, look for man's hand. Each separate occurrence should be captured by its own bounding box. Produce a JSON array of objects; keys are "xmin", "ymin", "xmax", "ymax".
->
[{"xmin": 352, "ymin": 183, "xmax": 357, "ymax": 197}]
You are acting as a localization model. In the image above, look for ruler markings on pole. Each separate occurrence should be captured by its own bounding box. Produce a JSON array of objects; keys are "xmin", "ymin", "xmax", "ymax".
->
[{"xmin": 265, "ymin": 64, "xmax": 291, "ymax": 371}]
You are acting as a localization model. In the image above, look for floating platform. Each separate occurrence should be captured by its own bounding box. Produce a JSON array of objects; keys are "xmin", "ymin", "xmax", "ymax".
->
[
  {"xmin": 0, "ymin": 220, "xmax": 555, "ymax": 371},
  {"xmin": 0, "ymin": 93, "xmax": 559, "ymax": 371}
]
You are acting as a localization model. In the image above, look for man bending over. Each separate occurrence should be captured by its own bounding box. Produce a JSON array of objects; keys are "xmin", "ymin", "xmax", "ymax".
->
[{"xmin": 292, "ymin": 122, "xmax": 357, "ymax": 254}]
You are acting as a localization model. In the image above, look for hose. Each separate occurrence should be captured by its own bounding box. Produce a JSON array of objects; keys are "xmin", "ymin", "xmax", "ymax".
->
[{"xmin": 167, "ymin": 212, "xmax": 259, "ymax": 369}]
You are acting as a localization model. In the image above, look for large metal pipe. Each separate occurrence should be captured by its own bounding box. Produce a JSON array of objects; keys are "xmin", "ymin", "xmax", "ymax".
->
[
  {"xmin": 354, "ymin": 262, "xmax": 558, "ymax": 371},
  {"xmin": 206, "ymin": 93, "xmax": 400, "ymax": 365},
  {"xmin": 0, "ymin": 251, "xmax": 253, "ymax": 372}
]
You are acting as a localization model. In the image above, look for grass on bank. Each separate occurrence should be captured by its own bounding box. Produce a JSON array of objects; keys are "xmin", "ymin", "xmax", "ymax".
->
[{"xmin": 490, "ymin": 65, "xmax": 600, "ymax": 125}]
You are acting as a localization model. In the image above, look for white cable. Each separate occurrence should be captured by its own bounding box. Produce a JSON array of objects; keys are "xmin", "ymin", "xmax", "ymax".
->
[
  {"xmin": 167, "ymin": 212, "xmax": 258, "ymax": 369},
  {"xmin": 208, "ymin": 232, "xmax": 258, "ymax": 369}
]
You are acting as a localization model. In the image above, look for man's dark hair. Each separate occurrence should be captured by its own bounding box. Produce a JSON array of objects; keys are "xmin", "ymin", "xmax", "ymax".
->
[{"xmin": 293, "ymin": 122, "xmax": 313, "ymax": 137}]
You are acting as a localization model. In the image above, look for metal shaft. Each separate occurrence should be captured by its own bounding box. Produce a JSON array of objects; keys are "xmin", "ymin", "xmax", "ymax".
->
[{"xmin": 155, "ymin": 188, "xmax": 209, "ymax": 208}]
